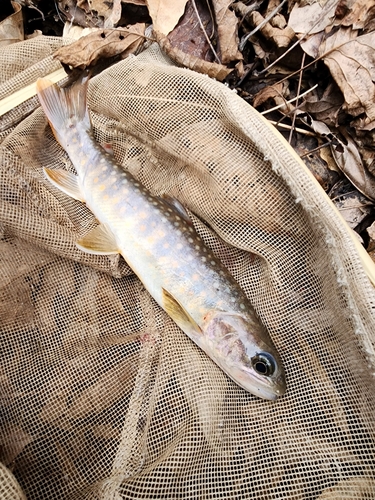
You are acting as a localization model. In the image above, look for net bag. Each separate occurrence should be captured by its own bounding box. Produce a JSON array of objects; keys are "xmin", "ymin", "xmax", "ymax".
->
[{"xmin": 0, "ymin": 36, "xmax": 375, "ymax": 499}]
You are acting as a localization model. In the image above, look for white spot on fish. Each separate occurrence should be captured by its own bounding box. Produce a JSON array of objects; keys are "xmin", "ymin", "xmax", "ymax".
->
[
  {"xmin": 240, "ymin": 303, "xmax": 246, "ymax": 310},
  {"xmin": 102, "ymin": 166, "xmax": 108, "ymax": 172},
  {"xmin": 188, "ymin": 237, "xmax": 194, "ymax": 243},
  {"xmin": 210, "ymin": 261, "xmax": 216, "ymax": 266},
  {"xmin": 201, "ymin": 256, "xmax": 207, "ymax": 262}
]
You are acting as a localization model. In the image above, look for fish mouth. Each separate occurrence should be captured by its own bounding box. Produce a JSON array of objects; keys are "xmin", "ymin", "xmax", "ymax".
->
[{"xmin": 222, "ymin": 364, "xmax": 286, "ymax": 400}]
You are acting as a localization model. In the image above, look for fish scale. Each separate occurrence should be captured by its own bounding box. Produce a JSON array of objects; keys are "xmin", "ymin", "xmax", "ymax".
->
[{"xmin": 36, "ymin": 76, "xmax": 286, "ymax": 400}]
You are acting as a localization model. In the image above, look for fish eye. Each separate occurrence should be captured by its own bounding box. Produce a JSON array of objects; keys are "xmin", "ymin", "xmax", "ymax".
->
[{"xmin": 252, "ymin": 353, "xmax": 276, "ymax": 377}]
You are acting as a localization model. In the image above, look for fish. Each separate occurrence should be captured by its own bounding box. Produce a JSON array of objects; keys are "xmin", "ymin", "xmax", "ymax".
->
[{"xmin": 36, "ymin": 76, "xmax": 286, "ymax": 400}]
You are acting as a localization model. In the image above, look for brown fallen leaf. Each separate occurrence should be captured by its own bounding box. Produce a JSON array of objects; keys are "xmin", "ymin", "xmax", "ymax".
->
[
  {"xmin": 166, "ymin": 0, "xmax": 216, "ymax": 63},
  {"xmin": 54, "ymin": 26, "xmax": 146, "ymax": 70},
  {"xmin": 319, "ymin": 27, "xmax": 375, "ymax": 125},
  {"xmin": 146, "ymin": 0, "xmax": 188, "ymax": 35},
  {"xmin": 301, "ymin": 82, "xmax": 344, "ymax": 128},
  {"xmin": 0, "ymin": 2, "xmax": 23, "ymax": 47},
  {"xmin": 334, "ymin": 0, "xmax": 375, "ymax": 31},
  {"xmin": 156, "ymin": 32, "xmax": 233, "ymax": 80},
  {"xmin": 331, "ymin": 128, "xmax": 375, "ymax": 201},
  {"xmin": 213, "ymin": 0, "xmax": 243, "ymax": 64},
  {"xmin": 250, "ymin": 10, "xmax": 295, "ymax": 48},
  {"xmin": 294, "ymin": 141, "xmax": 339, "ymax": 192},
  {"xmin": 252, "ymin": 82, "xmax": 288, "ymax": 111},
  {"xmin": 58, "ymin": 0, "xmax": 103, "ymax": 28},
  {"xmin": 77, "ymin": 0, "xmax": 122, "ymax": 28},
  {"xmin": 330, "ymin": 184, "xmax": 373, "ymax": 230},
  {"xmin": 288, "ymin": 0, "xmax": 337, "ymax": 35}
]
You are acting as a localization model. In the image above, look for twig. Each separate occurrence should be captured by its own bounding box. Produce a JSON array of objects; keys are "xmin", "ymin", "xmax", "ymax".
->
[
  {"xmin": 191, "ymin": 0, "xmax": 221, "ymax": 64},
  {"xmin": 289, "ymin": 52, "xmax": 305, "ymax": 143},
  {"xmin": 267, "ymin": 120, "xmax": 316, "ymax": 136},
  {"xmin": 260, "ymin": 83, "xmax": 318, "ymax": 115},
  {"xmin": 239, "ymin": 0, "xmax": 288, "ymax": 51},
  {"xmin": 257, "ymin": 0, "xmax": 338, "ymax": 76},
  {"xmin": 299, "ymin": 142, "xmax": 332, "ymax": 158}
]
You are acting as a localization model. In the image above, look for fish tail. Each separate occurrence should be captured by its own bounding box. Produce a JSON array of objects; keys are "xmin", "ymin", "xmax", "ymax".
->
[{"xmin": 36, "ymin": 76, "xmax": 91, "ymax": 149}]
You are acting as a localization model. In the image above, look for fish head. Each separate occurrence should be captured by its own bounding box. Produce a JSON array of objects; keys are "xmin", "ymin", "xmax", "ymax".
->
[{"xmin": 202, "ymin": 311, "xmax": 286, "ymax": 400}]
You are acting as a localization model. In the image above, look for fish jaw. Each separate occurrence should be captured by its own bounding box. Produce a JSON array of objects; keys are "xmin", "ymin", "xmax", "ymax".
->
[{"xmin": 201, "ymin": 311, "xmax": 286, "ymax": 400}]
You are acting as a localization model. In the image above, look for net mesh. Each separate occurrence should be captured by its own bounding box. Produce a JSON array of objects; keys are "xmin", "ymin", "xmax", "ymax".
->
[{"xmin": 1, "ymin": 36, "xmax": 375, "ymax": 500}]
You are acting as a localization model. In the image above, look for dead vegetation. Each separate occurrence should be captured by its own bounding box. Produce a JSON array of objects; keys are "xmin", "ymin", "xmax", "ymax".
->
[{"xmin": 3, "ymin": 0, "xmax": 375, "ymax": 257}]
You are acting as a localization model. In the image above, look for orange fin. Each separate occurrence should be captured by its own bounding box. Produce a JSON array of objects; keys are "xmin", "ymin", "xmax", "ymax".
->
[
  {"xmin": 76, "ymin": 224, "xmax": 119, "ymax": 255},
  {"xmin": 43, "ymin": 168, "xmax": 85, "ymax": 202},
  {"xmin": 36, "ymin": 76, "xmax": 90, "ymax": 148}
]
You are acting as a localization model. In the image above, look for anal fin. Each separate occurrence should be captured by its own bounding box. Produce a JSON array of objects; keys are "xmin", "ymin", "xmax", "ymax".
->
[
  {"xmin": 44, "ymin": 168, "xmax": 85, "ymax": 202},
  {"xmin": 162, "ymin": 288, "xmax": 202, "ymax": 335},
  {"xmin": 76, "ymin": 224, "xmax": 119, "ymax": 255}
]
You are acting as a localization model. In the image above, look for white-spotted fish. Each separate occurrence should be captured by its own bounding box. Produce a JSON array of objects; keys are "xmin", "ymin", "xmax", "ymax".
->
[{"xmin": 36, "ymin": 77, "xmax": 286, "ymax": 400}]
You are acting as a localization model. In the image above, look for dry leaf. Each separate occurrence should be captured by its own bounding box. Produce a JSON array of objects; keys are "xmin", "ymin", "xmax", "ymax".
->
[
  {"xmin": 250, "ymin": 11, "xmax": 295, "ymax": 48},
  {"xmin": 0, "ymin": 2, "xmax": 24, "ymax": 47},
  {"xmin": 253, "ymin": 82, "xmax": 288, "ymax": 111},
  {"xmin": 331, "ymin": 128, "xmax": 375, "ymax": 201},
  {"xmin": 334, "ymin": 0, "xmax": 375, "ymax": 30},
  {"xmin": 288, "ymin": 0, "xmax": 337, "ymax": 35},
  {"xmin": 294, "ymin": 140, "xmax": 339, "ymax": 192},
  {"xmin": 58, "ymin": 0, "xmax": 103, "ymax": 28},
  {"xmin": 319, "ymin": 28, "xmax": 375, "ymax": 123},
  {"xmin": 166, "ymin": 0, "xmax": 216, "ymax": 63},
  {"xmin": 146, "ymin": 0, "xmax": 188, "ymax": 35},
  {"xmin": 54, "ymin": 26, "xmax": 145, "ymax": 69},
  {"xmin": 301, "ymin": 82, "xmax": 344, "ymax": 128},
  {"xmin": 330, "ymin": 185, "xmax": 373, "ymax": 229},
  {"xmin": 213, "ymin": 0, "xmax": 242, "ymax": 64},
  {"xmin": 77, "ymin": 0, "xmax": 122, "ymax": 27},
  {"xmin": 156, "ymin": 32, "xmax": 233, "ymax": 80},
  {"xmin": 301, "ymin": 31, "xmax": 325, "ymax": 59}
]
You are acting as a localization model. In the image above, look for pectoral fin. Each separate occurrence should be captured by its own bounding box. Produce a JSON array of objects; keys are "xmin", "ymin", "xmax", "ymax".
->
[
  {"xmin": 44, "ymin": 168, "xmax": 85, "ymax": 202},
  {"xmin": 162, "ymin": 288, "xmax": 202, "ymax": 335},
  {"xmin": 76, "ymin": 224, "xmax": 119, "ymax": 255}
]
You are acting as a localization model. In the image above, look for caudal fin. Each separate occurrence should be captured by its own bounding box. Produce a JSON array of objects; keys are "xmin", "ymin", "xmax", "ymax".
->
[{"xmin": 36, "ymin": 77, "xmax": 91, "ymax": 149}]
